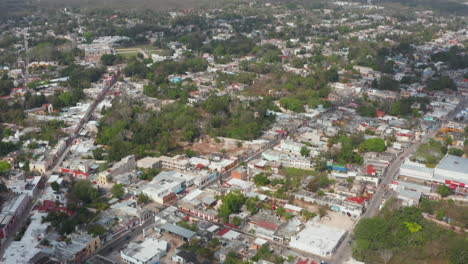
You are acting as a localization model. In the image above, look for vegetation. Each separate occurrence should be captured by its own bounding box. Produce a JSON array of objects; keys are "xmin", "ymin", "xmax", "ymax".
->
[
  {"xmin": 96, "ymin": 96, "xmax": 276, "ymax": 159},
  {"xmin": 218, "ymin": 191, "xmax": 245, "ymax": 222},
  {"xmin": 328, "ymin": 132, "xmax": 365, "ymax": 165},
  {"xmin": 437, "ymin": 185, "xmax": 453, "ymax": 198},
  {"xmin": 411, "ymin": 138, "xmax": 446, "ymax": 167},
  {"xmin": 358, "ymin": 138, "xmax": 386, "ymax": 153},
  {"xmin": 352, "ymin": 199, "xmax": 468, "ymax": 264},
  {"xmin": 111, "ymin": 184, "xmax": 125, "ymax": 199},
  {"xmin": 253, "ymin": 173, "xmax": 270, "ymax": 186}
]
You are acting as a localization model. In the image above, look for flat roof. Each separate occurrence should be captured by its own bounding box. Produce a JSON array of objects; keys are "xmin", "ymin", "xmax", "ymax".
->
[
  {"xmin": 160, "ymin": 223, "xmax": 196, "ymax": 239},
  {"xmin": 436, "ymin": 155, "xmax": 468, "ymax": 174},
  {"xmin": 122, "ymin": 238, "xmax": 167, "ymax": 262},
  {"xmin": 398, "ymin": 188, "xmax": 422, "ymax": 201},
  {"xmin": 290, "ymin": 222, "xmax": 346, "ymax": 257}
]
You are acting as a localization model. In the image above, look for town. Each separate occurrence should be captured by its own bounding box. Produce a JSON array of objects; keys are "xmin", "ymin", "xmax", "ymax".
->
[{"xmin": 0, "ymin": 0, "xmax": 467, "ymax": 264}]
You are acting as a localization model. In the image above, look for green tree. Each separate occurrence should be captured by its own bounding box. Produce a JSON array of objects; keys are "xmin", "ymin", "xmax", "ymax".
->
[
  {"xmin": 253, "ymin": 173, "xmax": 270, "ymax": 186},
  {"xmin": 111, "ymin": 184, "xmax": 125, "ymax": 199},
  {"xmin": 358, "ymin": 138, "xmax": 386, "ymax": 153},
  {"xmin": 300, "ymin": 146, "xmax": 311, "ymax": 157},
  {"xmin": 403, "ymin": 222, "xmax": 422, "ymax": 233},
  {"xmin": 71, "ymin": 180, "xmax": 100, "ymax": 204},
  {"xmin": 93, "ymin": 147, "xmax": 105, "ymax": 160},
  {"xmin": 50, "ymin": 181, "xmax": 60, "ymax": 192},
  {"xmin": 218, "ymin": 191, "xmax": 245, "ymax": 222},
  {"xmin": 138, "ymin": 193, "xmax": 150, "ymax": 204},
  {"xmin": 448, "ymin": 148, "xmax": 464, "ymax": 157},
  {"xmin": 450, "ymin": 239, "xmax": 468, "ymax": 264},
  {"xmin": 438, "ymin": 185, "xmax": 453, "ymax": 198},
  {"xmin": 87, "ymin": 224, "xmax": 106, "ymax": 237},
  {"xmin": 0, "ymin": 161, "xmax": 12, "ymax": 175}
]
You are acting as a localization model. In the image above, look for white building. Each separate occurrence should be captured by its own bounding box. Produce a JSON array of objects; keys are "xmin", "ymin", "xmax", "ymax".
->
[
  {"xmin": 289, "ymin": 221, "xmax": 347, "ymax": 257},
  {"xmin": 137, "ymin": 157, "xmax": 161, "ymax": 169},
  {"xmin": 157, "ymin": 155, "xmax": 190, "ymax": 171},
  {"xmin": 120, "ymin": 237, "xmax": 167, "ymax": 264},
  {"xmin": 400, "ymin": 155, "xmax": 468, "ymax": 189}
]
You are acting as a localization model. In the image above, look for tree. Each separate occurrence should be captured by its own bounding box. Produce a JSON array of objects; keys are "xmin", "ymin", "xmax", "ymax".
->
[
  {"xmin": 50, "ymin": 181, "xmax": 60, "ymax": 192},
  {"xmin": 93, "ymin": 147, "xmax": 105, "ymax": 160},
  {"xmin": 450, "ymin": 239, "xmax": 468, "ymax": 264},
  {"xmin": 300, "ymin": 146, "xmax": 311, "ymax": 157},
  {"xmin": 358, "ymin": 138, "xmax": 386, "ymax": 153},
  {"xmin": 0, "ymin": 161, "xmax": 12, "ymax": 175},
  {"xmin": 87, "ymin": 224, "xmax": 106, "ymax": 237},
  {"xmin": 448, "ymin": 148, "xmax": 464, "ymax": 157},
  {"xmin": 438, "ymin": 185, "xmax": 453, "ymax": 198},
  {"xmin": 445, "ymin": 135, "xmax": 453, "ymax": 146},
  {"xmin": 71, "ymin": 180, "xmax": 100, "ymax": 204},
  {"xmin": 403, "ymin": 222, "xmax": 422, "ymax": 233},
  {"xmin": 378, "ymin": 76, "xmax": 399, "ymax": 91},
  {"xmin": 218, "ymin": 191, "xmax": 245, "ymax": 222},
  {"xmin": 253, "ymin": 173, "xmax": 270, "ymax": 186},
  {"xmin": 111, "ymin": 184, "xmax": 125, "ymax": 199},
  {"xmin": 138, "ymin": 193, "xmax": 150, "ymax": 204}
]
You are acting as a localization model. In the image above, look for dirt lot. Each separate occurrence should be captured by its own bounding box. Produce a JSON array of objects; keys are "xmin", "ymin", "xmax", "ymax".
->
[
  {"xmin": 158, "ymin": 233, "xmax": 186, "ymax": 263},
  {"xmin": 190, "ymin": 137, "xmax": 251, "ymax": 156},
  {"xmin": 293, "ymin": 199, "xmax": 356, "ymax": 231},
  {"xmin": 317, "ymin": 211, "xmax": 356, "ymax": 231}
]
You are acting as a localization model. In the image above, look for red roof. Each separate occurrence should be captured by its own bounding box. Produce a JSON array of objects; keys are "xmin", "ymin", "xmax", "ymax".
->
[
  {"xmin": 250, "ymin": 221, "xmax": 278, "ymax": 231},
  {"xmin": 217, "ymin": 228, "xmax": 230, "ymax": 236},
  {"xmin": 376, "ymin": 110, "xmax": 385, "ymax": 117},
  {"xmin": 396, "ymin": 133, "xmax": 412, "ymax": 138},
  {"xmin": 196, "ymin": 164, "xmax": 205, "ymax": 169},
  {"xmin": 296, "ymin": 259, "xmax": 309, "ymax": 264},
  {"xmin": 366, "ymin": 165, "xmax": 376, "ymax": 175},
  {"xmin": 345, "ymin": 196, "xmax": 367, "ymax": 205},
  {"xmin": 34, "ymin": 200, "xmax": 73, "ymax": 216}
]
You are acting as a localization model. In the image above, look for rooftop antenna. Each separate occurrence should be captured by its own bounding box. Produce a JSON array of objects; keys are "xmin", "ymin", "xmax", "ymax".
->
[{"xmin": 24, "ymin": 31, "xmax": 30, "ymax": 87}]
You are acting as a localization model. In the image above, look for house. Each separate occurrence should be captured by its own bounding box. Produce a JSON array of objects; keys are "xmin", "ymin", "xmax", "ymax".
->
[
  {"xmin": 172, "ymin": 250, "xmax": 197, "ymax": 264},
  {"xmin": 156, "ymin": 223, "xmax": 196, "ymax": 242},
  {"xmin": 137, "ymin": 157, "xmax": 162, "ymax": 169},
  {"xmin": 289, "ymin": 221, "xmax": 346, "ymax": 257},
  {"xmin": 120, "ymin": 237, "xmax": 167, "ymax": 264},
  {"xmin": 231, "ymin": 167, "xmax": 248, "ymax": 180},
  {"xmin": 225, "ymin": 178, "xmax": 254, "ymax": 194}
]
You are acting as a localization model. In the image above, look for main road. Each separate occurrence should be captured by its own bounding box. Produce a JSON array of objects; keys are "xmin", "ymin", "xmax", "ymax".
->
[{"xmin": 332, "ymin": 96, "xmax": 468, "ymax": 264}]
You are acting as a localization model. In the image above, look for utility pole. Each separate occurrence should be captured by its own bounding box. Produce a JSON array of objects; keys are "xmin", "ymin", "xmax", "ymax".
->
[{"xmin": 24, "ymin": 31, "xmax": 29, "ymax": 87}]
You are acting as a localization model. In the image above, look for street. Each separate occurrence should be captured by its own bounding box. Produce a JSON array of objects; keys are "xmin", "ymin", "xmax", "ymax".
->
[{"xmin": 331, "ymin": 96, "xmax": 468, "ymax": 264}]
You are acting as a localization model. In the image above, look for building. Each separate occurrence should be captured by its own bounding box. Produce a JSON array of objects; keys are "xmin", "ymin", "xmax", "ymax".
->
[
  {"xmin": 172, "ymin": 250, "xmax": 197, "ymax": 264},
  {"xmin": 157, "ymin": 155, "xmax": 190, "ymax": 171},
  {"xmin": 399, "ymin": 155, "xmax": 468, "ymax": 192},
  {"xmin": 289, "ymin": 221, "xmax": 346, "ymax": 257},
  {"xmin": 136, "ymin": 157, "xmax": 162, "ymax": 169},
  {"xmin": 120, "ymin": 237, "xmax": 167, "ymax": 264},
  {"xmin": 294, "ymin": 191, "xmax": 364, "ymax": 218},
  {"xmin": 141, "ymin": 180, "xmax": 179, "ymax": 204},
  {"xmin": 225, "ymin": 178, "xmax": 254, "ymax": 194},
  {"xmin": 156, "ymin": 223, "xmax": 196, "ymax": 242},
  {"xmin": 53, "ymin": 233, "xmax": 102, "ymax": 263},
  {"xmin": 81, "ymin": 44, "xmax": 113, "ymax": 64},
  {"xmin": 0, "ymin": 194, "xmax": 31, "ymax": 242},
  {"xmin": 231, "ymin": 167, "xmax": 248, "ymax": 180}
]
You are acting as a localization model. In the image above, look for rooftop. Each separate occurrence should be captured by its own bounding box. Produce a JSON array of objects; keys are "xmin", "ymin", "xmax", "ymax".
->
[
  {"xmin": 435, "ymin": 154, "xmax": 468, "ymax": 174},
  {"xmin": 122, "ymin": 238, "xmax": 167, "ymax": 262},
  {"xmin": 290, "ymin": 221, "xmax": 347, "ymax": 257}
]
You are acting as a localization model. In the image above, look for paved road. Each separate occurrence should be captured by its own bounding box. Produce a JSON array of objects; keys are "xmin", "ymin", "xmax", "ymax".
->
[
  {"xmin": 95, "ymin": 217, "xmax": 155, "ymax": 258},
  {"xmin": 332, "ymin": 96, "xmax": 468, "ymax": 264},
  {"xmin": 0, "ymin": 73, "xmax": 120, "ymax": 258}
]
